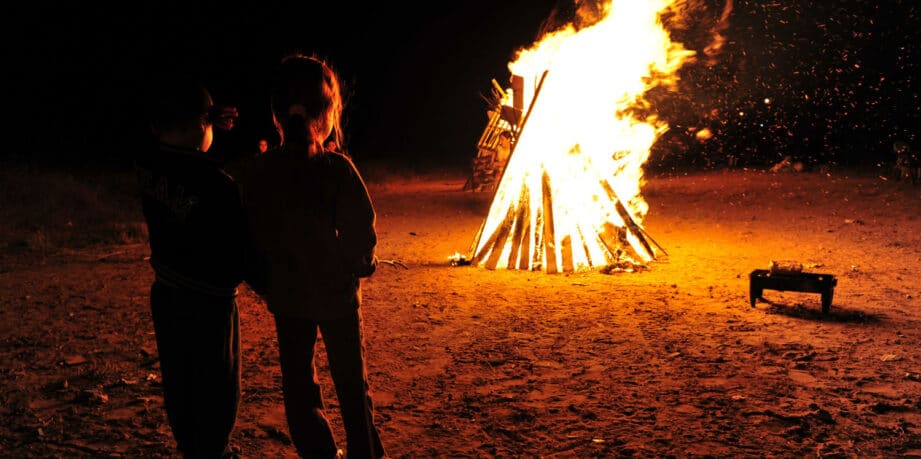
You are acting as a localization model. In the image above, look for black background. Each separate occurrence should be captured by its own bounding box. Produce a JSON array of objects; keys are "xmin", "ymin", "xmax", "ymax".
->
[{"xmin": 6, "ymin": 1, "xmax": 920, "ymax": 172}]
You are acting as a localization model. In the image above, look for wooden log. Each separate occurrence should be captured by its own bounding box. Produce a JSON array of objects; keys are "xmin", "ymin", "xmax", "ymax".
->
[
  {"xmin": 541, "ymin": 171, "xmax": 558, "ymax": 274},
  {"xmin": 491, "ymin": 78, "xmax": 507, "ymax": 100},
  {"xmin": 531, "ymin": 207, "xmax": 544, "ymax": 271},
  {"xmin": 560, "ymin": 235, "xmax": 574, "ymax": 273},
  {"xmin": 598, "ymin": 179, "xmax": 656, "ymax": 260},
  {"xmin": 511, "ymin": 75, "xmax": 524, "ymax": 112},
  {"xmin": 505, "ymin": 213, "xmax": 526, "ymax": 269},
  {"xmin": 598, "ymin": 221, "xmax": 626, "ymax": 263},
  {"xmin": 472, "ymin": 201, "xmax": 515, "ymax": 266},
  {"xmin": 507, "ymin": 183, "xmax": 531, "ymax": 269},
  {"xmin": 470, "ymin": 225, "xmax": 498, "ymax": 265},
  {"xmin": 614, "ymin": 199, "xmax": 655, "ymax": 260},
  {"xmin": 477, "ymin": 107, "xmax": 503, "ymax": 149},
  {"xmin": 576, "ymin": 225, "xmax": 594, "ymax": 268},
  {"xmin": 483, "ymin": 203, "xmax": 518, "ymax": 270},
  {"xmin": 517, "ymin": 216, "xmax": 532, "ymax": 270}
]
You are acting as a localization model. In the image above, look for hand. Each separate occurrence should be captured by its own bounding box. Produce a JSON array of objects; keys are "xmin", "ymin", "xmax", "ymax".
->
[
  {"xmin": 354, "ymin": 255, "xmax": 378, "ymax": 278},
  {"xmin": 211, "ymin": 105, "xmax": 239, "ymax": 131}
]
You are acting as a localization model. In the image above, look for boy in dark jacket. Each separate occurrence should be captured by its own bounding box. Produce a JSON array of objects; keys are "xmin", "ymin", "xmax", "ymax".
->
[{"xmin": 136, "ymin": 74, "xmax": 247, "ymax": 458}]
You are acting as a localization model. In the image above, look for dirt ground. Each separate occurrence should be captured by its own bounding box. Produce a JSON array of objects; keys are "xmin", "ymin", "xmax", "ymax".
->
[{"xmin": 2, "ymin": 168, "xmax": 921, "ymax": 458}]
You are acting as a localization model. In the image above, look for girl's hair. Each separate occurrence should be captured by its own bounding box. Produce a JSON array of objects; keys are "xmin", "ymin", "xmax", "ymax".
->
[{"xmin": 270, "ymin": 53, "xmax": 343, "ymax": 152}]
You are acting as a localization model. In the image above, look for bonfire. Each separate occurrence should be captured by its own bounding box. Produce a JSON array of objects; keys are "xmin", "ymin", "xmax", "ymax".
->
[{"xmin": 468, "ymin": 0, "xmax": 696, "ymax": 273}]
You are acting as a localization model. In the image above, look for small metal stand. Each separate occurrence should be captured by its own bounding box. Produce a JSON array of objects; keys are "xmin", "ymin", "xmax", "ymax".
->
[{"xmin": 749, "ymin": 269, "xmax": 837, "ymax": 313}]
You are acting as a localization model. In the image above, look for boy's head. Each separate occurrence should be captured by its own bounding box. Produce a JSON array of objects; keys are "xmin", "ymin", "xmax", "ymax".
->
[{"xmin": 146, "ymin": 74, "xmax": 215, "ymax": 152}]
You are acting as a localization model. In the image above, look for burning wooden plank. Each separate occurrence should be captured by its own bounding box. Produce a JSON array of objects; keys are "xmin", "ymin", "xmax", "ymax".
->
[
  {"xmin": 472, "ymin": 201, "xmax": 515, "ymax": 268},
  {"xmin": 598, "ymin": 179, "xmax": 656, "ymax": 261},
  {"xmin": 540, "ymin": 170, "xmax": 558, "ymax": 274},
  {"xmin": 560, "ymin": 235, "xmax": 574, "ymax": 273},
  {"xmin": 506, "ymin": 183, "xmax": 531, "ymax": 270}
]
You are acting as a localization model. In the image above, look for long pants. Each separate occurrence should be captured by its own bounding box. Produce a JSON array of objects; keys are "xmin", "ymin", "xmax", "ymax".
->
[
  {"xmin": 151, "ymin": 281, "xmax": 241, "ymax": 458},
  {"xmin": 274, "ymin": 309, "xmax": 385, "ymax": 459}
]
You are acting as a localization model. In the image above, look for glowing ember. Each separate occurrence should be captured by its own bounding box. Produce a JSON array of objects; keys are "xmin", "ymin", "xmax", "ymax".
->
[
  {"xmin": 470, "ymin": 0, "xmax": 695, "ymax": 273},
  {"xmin": 695, "ymin": 128, "xmax": 713, "ymax": 141}
]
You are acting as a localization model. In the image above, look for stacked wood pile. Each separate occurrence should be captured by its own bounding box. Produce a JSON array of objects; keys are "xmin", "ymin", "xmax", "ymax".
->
[{"xmin": 463, "ymin": 78, "xmax": 523, "ymax": 192}]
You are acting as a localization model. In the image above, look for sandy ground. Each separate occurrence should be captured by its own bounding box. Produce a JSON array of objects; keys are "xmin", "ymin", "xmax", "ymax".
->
[{"xmin": 2, "ymin": 168, "xmax": 921, "ymax": 458}]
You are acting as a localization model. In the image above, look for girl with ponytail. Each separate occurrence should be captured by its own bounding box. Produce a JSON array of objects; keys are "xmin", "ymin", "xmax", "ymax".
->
[{"xmin": 240, "ymin": 53, "xmax": 386, "ymax": 459}]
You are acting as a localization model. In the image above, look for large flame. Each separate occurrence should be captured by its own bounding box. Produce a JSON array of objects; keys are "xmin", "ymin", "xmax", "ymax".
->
[{"xmin": 470, "ymin": 0, "xmax": 695, "ymax": 273}]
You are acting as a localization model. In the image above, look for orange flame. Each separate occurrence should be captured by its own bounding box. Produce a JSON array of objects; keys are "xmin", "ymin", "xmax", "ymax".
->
[{"xmin": 471, "ymin": 0, "xmax": 695, "ymax": 273}]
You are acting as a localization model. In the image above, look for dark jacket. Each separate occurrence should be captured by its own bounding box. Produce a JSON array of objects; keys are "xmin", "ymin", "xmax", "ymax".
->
[
  {"xmin": 237, "ymin": 148, "xmax": 377, "ymax": 320},
  {"xmin": 136, "ymin": 143, "xmax": 250, "ymax": 297}
]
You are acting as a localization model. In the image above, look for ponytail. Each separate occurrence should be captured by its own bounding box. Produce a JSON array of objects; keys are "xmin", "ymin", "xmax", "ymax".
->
[{"xmin": 281, "ymin": 113, "xmax": 310, "ymax": 146}]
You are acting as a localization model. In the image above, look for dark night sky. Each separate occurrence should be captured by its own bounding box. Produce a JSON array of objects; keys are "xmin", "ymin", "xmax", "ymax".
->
[
  {"xmin": 6, "ymin": 1, "xmax": 920, "ymax": 171},
  {"xmin": 7, "ymin": 1, "xmax": 561, "ymax": 170}
]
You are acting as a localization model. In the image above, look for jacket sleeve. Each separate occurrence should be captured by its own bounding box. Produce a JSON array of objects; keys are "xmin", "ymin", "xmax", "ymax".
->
[{"xmin": 333, "ymin": 155, "xmax": 378, "ymax": 278}]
